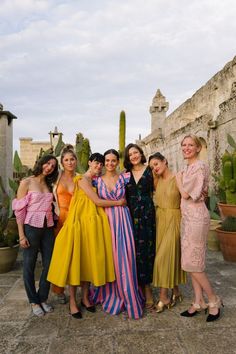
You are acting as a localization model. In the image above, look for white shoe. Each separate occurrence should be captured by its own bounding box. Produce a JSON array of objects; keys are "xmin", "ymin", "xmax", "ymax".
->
[
  {"xmin": 41, "ymin": 302, "xmax": 54, "ymax": 313},
  {"xmin": 31, "ymin": 303, "xmax": 45, "ymax": 317}
]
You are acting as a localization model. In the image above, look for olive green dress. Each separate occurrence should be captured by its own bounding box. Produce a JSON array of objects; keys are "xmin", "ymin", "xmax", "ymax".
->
[{"xmin": 153, "ymin": 176, "xmax": 186, "ymax": 288}]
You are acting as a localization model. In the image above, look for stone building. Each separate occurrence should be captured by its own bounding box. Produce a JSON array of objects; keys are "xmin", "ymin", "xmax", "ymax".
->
[
  {"xmin": 138, "ymin": 56, "xmax": 236, "ymax": 186},
  {"xmin": 0, "ymin": 104, "xmax": 17, "ymax": 189},
  {"xmin": 20, "ymin": 127, "xmax": 63, "ymax": 168}
]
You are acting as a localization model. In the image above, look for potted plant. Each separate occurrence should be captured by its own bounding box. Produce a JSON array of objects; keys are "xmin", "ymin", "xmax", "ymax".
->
[
  {"xmin": 216, "ymin": 216, "xmax": 236, "ymax": 262},
  {"xmin": 0, "ymin": 176, "xmax": 19, "ymax": 273},
  {"xmin": 217, "ymin": 134, "xmax": 236, "ymax": 218},
  {"xmin": 207, "ymin": 193, "xmax": 221, "ymax": 251}
]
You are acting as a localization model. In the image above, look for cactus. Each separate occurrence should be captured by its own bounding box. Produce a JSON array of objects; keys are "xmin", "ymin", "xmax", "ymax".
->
[
  {"xmin": 0, "ymin": 176, "xmax": 10, "ymax": 236},
  {"xmin": 75, "ymin": 133, "xmax": 91, "ymax": 173},
  {"xmin": 54, "ymin": 133, "xmax": 65, "ymax": 157},
  {"xmin": 81, "ymin": 138, "xmax": 91, "ymax": 171},
  {"xmin": 119, "ymin": 110, "xmax": 126, "ymax": 170},
  {"xmin": 218, "ymin": 134, "xmax": 236, "ymax": 204},
  {"xmin": 221, "ymin": 216, "xmax": 236, "ymax": 232}
]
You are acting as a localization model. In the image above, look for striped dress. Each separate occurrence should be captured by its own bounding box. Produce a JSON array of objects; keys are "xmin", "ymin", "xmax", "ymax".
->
[{"xmin": 93, "ymin": 172, "xmax": 143, "ymax": 319}]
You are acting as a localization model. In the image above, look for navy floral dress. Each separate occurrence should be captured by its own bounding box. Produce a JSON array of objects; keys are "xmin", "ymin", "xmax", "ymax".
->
[{"xmin": 125, "ymin": 167, "xmax": 156, "ymax": 286}]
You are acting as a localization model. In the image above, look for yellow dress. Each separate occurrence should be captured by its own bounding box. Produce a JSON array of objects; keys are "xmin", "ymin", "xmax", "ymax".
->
[
  {"xmin": 152, "ymin": 176, "xmax": 186, "ymax": 288},
  {"xmin": 47, "ymin": 176, "xmax": 115, "ymax": 287}
]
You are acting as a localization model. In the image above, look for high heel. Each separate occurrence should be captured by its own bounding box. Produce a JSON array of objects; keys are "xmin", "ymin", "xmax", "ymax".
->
[
  {"xmin": 155, "ymin": 300, "xmax": 172, "ymax": 313},
  {"xmin": 181, "ymin": 302, "xmax": 208, "ymax": 317},
  {"xmin": 206, "ymin": 296, "xmax": 224, "ymax": 322},
  {"xmin": 81, "ymin": 300, "xmax": 96, "ymax": 313},
  {"xmin": 69, "ymin": 305, "xmax": 82, "ymax": 319},
  {"xmin": 170, "ymin": 293, "xmax": 183, "ymax": 307}
]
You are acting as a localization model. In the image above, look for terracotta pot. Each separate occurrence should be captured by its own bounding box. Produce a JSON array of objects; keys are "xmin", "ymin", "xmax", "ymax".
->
[
  {"xmin": 208, "ymin": 220, "xmax": 221, "ymax": 251},
  {"xmin": 216, "ymin": 227, "xmax": 236, "ymax": 262},
  {"xmin": 218, "ymin": 203, "xmax": 236, "ymax": 219},
  {"xmin": 0, "ymin": 244, "xmax": 19, "ymax": 273}
]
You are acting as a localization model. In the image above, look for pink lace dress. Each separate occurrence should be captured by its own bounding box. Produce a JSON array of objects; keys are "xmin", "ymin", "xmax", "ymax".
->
[{"xmin": 180, "ymin": 160, "xmax": 210, "ymax": 272}]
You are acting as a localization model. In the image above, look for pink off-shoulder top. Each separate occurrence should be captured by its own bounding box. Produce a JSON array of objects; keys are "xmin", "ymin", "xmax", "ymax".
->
[{"xmin": 12, "ymin": 191, "xmax": 54, "ymax": 228}]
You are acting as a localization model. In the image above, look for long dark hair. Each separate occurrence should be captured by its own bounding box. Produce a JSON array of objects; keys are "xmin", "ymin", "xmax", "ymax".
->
[
  {"xmin": 33, "ymin": 154, "xmax": 58, "ymax": 190},
  {"xmin": 124, "ymin": 143, "xmax": 146, "ymax": 171},
  {"xmin": 104, "ymin": 149, "xmax": 120, "ymax": 160}
]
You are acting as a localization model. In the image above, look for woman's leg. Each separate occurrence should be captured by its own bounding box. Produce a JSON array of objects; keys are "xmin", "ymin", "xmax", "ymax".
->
[
  {"xmin": 39, "ymin": 226, "xmax": 55, "ymax": 303},
  {"xmin": 23, "ymin": 225, "xmax": 41, "ymax": 304},
  {"xmin": 69, "ymin": 286, "xmax": 80, "ymax": 314},
  {"xmin": 159, "ymin": 287, "xmax": 170, "ymax": 304},
  {"xmin": 81, "ymin": 281, "xmax": 91, "ymax": 306},
  {"xmin": 191, "ymin": 272, "xmax": 218, "ymax": 315}
]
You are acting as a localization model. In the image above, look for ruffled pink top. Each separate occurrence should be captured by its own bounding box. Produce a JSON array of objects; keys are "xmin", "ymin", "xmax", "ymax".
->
[{"xmin": 12, "ymin": 191, "xmax": 54, "ymax": 228}]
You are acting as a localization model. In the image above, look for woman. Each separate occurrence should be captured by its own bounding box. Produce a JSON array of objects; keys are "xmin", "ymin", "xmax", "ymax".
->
[
  {"xmin": 149, "ymin": 153, "xmax": 186, "ymax": 313},
  {"xmin": 93, "ymin": 149, "xmax": 143, "ymax": 319},
  {"xmin": 51, "ymin": 145, "xmax": 77, "ymax": 305},
  {"xmin": 124, "ymin": 143, "xmax": 156, "ymax": 308},
  {"xmin": 47, "ymin": 153, "xmax": 126, "ymax": 318},
  {"xmin": 176, "ymin": 134, "xmax": 223, "ymax": 322},
  {"xmin": 12, "ymin": 154, "xmax": 59, "ymax": 317}
]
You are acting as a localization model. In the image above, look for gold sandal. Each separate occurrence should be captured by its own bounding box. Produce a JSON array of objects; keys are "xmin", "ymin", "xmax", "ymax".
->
[
  {"xmin": 155, "ymin": 300, "xmax": 171, "ymax": 313},
  {"xmin": 170, "ymin": 293, "xmax": 183, "ymax": 307}
]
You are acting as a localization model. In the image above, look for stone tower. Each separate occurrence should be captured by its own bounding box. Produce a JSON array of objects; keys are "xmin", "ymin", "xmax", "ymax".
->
[
  {"xmin": 0, "ymin": 103, "xmax": 17, "ymax": 189},
  {"xmin": 49, "ymin": 126, "xmax": 63, "ymax": 147},
  {"xmin": 149, "ymin": 89, "xmax": 169, "ymax": 136}
]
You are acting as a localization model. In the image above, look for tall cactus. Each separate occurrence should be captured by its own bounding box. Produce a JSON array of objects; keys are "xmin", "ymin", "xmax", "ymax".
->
[
  {"xmin": 119, "ymin": 110, "xmax": 126, "ymax": 170},
  {"xmin": 75, "ymin": 133, "xmax": 91, "ymax": 173},
  {"xmin": 219, "ymin": 134, "xmax": 236, "ymax": 204}
]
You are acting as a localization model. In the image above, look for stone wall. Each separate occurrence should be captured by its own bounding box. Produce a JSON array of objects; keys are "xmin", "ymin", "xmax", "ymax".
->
[
  {"xmin": 138, "ymin": 56, "xmax": 236, "ymax": 188},
  {"xmin": 20, "ymin": 138, "xmax": 52, "ymax": 168},
  {"xmin": 0, "ymin": 107, "xmax": 17, "ymax": 189}
]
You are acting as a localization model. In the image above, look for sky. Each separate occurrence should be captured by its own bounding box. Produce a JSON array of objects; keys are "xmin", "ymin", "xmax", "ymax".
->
[{"xmin": 1, "ymin": 0, "xmax": 236, "ymax": 154}]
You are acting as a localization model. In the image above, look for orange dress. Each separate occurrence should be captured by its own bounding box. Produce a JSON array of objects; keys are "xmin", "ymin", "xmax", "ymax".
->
[{"xmin": 52, "ymin": 182, "xmax": 73, "ymax": 294}]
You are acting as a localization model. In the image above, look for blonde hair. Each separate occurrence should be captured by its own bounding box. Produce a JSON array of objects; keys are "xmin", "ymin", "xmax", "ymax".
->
[
  {"xmin": 60, "ymin": 144, "xmax": 77, "ymax": 163},
  {"xmin": 181, "ymin": 134, "xmax": 202, "ymax": 149}
]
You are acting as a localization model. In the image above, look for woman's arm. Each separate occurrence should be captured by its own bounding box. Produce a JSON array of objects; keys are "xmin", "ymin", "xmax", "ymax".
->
[
  {"xmin": 79, "ymin": 178, "xmax": 126, "ymax": 207},
  {"xmin": 16, "ymin": 179, "xmax": 30, "ymax": 248},
  {"xmin": 175, "ymin": 172, "xmax": 190, "ymax": 200}
]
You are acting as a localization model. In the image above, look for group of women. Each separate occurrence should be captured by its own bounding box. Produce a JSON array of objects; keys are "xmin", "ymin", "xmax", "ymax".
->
[{"xmin": 13, "ymin": 134, "xmax": 223, "ymax": 322}]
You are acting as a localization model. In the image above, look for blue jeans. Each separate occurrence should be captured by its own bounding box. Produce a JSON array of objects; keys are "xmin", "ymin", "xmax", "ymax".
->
[{"xmin": 23, "ymin": 224, "xmax": 55, "ymax": 304}]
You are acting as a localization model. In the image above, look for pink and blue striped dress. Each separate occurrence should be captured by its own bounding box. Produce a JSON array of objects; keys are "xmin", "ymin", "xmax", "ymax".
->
[{"xmin": 93, "ymin": 172, "xmax": 143, "ymax": 319}]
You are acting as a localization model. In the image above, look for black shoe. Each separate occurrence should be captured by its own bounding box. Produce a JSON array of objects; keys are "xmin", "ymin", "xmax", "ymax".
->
[
  {"xmin": 81, "ymin": 300, "xmax": 96, "ymax": 313},
  {"xmin": 206, "ymin": 309, "xmax": 220, "ymax": 322},
  {"xmin": 180, "ymin": 309, "xmax": 199, "ymax": 317},
  {"xmin": 69, "ymin": 306, "xmax": 82, "ymax": 319}
]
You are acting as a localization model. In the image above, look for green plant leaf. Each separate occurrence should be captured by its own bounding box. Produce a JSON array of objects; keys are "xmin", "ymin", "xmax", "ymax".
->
[
  {"xmin": 8, "ymin": 178, "xmax": 19, "ymax": 194},
  {"xmin": 13, "ymin": 150, "xmax": 23, "ymax": 173},
  {"xmin": 227, "ymin": 134, "xmax": 236, "ymax": 150}
]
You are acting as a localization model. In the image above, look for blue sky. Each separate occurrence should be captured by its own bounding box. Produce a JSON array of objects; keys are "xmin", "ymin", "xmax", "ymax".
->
[{"xmin": 1, "ymin": 0, "xmax": 236, "ymax": 153}]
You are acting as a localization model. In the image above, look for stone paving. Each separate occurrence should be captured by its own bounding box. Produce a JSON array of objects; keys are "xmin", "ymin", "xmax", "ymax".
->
[{"xmin": 0, "ymin": 250, "xmax": 236, "ymax": 354}]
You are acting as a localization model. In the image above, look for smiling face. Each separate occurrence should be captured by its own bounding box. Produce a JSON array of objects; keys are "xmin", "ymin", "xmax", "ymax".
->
[
  {"xmin": 61, "ymin": 152, "xmax": 77, "ymax": 173},
  {"xmin": 149, "ymin": 158, "xmax": 167, "ymax": 176},
  {"xmin": 128, "ymin": 147, "xmax": 142, "ymax": 166},
  {"xmin": 89, "ymin": 160, "xmax": 104, "ymax": 176},
  {"xmin": 104, "ymin": 153, "xmax": 119, "ymax": 173},
  {"xmin": 181, "ymin": 136, "xmax": 201, "ymax": 160},
  {"xmin": 42, "ymin": 158, "xmax": 57, "ymax": 176}
]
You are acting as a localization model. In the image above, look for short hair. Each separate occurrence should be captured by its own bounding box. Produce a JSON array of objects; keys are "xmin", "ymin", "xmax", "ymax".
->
[
  {"xmin": 60, "ymin": 144, "xmax": 77, "ymax": 164},
  {"xmin": 104, "ymin": 149, "xmax": 120, "ymax": 160},
  {"xmin": 124, "ymin": 143, "xmax": 146, "ymax": 171},
  {"xmin": 181, "ymin": 134, "xmax": 202, "ymax": 149},
  {"xmin": 89, "ymin": 152, "xmax": 105, "ymax": 164},
  {"xmin": 33, "ymin": 154, "xmax": 58, "ymax": 190}
]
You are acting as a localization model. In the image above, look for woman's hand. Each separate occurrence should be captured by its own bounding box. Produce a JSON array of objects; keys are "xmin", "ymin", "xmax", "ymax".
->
[
  {"xmin": 19, "ymin": 236, "xmax": 30, "ymax": 249},
  {"xmin": 118, "ymin": 198, "xmax": 127, "ymax": 206}
]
